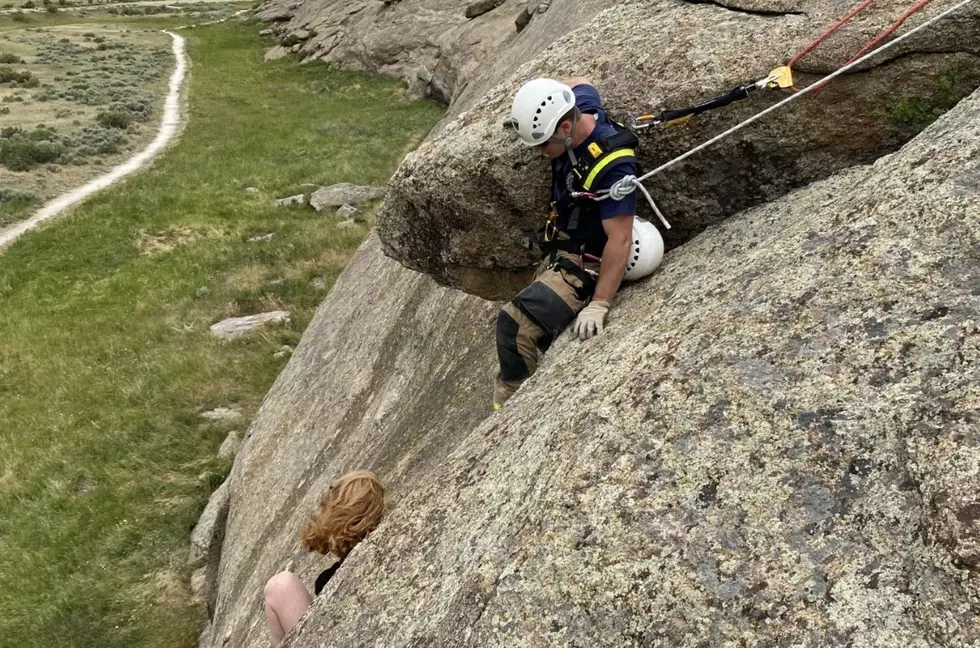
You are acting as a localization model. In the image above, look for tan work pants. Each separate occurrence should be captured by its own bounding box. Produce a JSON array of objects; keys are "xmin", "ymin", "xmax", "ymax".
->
[{"xmin": 493, "ymin": 253, "xmax": 599, "ymax": 407}]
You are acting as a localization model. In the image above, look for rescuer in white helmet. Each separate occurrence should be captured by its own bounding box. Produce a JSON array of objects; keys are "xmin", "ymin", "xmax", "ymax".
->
[{"xmin": 494, "ymin": 76, "xmax": 656, "ymax": 409}]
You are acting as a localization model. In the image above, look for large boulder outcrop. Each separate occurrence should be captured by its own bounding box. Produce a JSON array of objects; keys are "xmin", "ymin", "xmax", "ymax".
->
[
  {"xmin": 257, "ymin": 0, "xmax": 979, "ymax": 299},
  {"xmin": 207, "ymin": 85, "xmax": 980, "ymax": 647},
  {"xmin": 256, "ymin": 0, "xmax": 622, "ymax": 105},
  {"xmin": 373, "ymin": 0, "xmax": 980, "ymax": 299}
]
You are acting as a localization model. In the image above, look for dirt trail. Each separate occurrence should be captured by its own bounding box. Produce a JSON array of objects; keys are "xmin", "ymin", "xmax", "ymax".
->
[{"xmin": 0, "ymin": 30, "xmax": 187, "ymax": 250}]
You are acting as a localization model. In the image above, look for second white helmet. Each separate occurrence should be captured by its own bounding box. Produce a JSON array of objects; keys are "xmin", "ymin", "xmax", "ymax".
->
[
  {"xmin": 624, "ymin": 217, "xmax": 664, "ymax": 281},
  {"xmin": 509, "ymin": 78, "xmax": 576, "ymax": 147}
]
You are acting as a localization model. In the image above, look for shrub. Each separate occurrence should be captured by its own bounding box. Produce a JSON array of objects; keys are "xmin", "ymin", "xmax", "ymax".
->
[
  {"xmin": 10, "ymin": 12, "xmax": 28, "ymax": 21},
  {"xmin": 0, "ymin": 187, "xmax": 36, "ymax": 202},
  {"xmin": 0, "ymin": 137, "xmax": 64, "ymax": 171},
  {"xmin": 45, "ymin": 3, "xmax": 58, "ymax": 12},
  {"xmin": 21, "ymin": 0, "xmax": 33, "ymax": 7},
  {"xmin": 0, "ymin": 107, "xmax": 9, "ymax": 115},
  {"xmin": 0, "ymin": 53, "xmax": 24, "ymax": 64},
  {"xmin": 95, "ymin": 109, "xmax": 130, "ymax": 129},
  {"xmin": 0, "ymin": 67, "xmax": 39, "ymax": 88}
]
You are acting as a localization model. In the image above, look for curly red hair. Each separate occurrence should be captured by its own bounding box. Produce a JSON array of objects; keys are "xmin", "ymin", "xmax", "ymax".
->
[{"xmin": 300, "ymin": 470, "xmax": 386, "ymax": 559}]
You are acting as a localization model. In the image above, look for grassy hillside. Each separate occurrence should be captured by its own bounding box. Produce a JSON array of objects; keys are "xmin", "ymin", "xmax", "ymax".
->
[{"xmin": 0, "ymin": 19, "xmax": 441, "ymax": 648}]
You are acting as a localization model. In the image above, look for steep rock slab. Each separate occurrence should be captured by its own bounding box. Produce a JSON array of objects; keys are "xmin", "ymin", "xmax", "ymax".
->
[
  {"xmin": 282, "ymin": 89, "xmax": 980, "ymax": 647},
  {"xmin": 376, "ymin": 0, "xmax": 980, "ymax": 299},
  {"xmin": 203, "ymin": 234, "xmax": 498, "ymax": 648}
]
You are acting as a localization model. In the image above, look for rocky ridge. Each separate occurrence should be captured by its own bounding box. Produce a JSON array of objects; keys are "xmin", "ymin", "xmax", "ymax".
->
[
  {"xmin": 203, "ymin": 85, "xmax": 980, "ymax": 647},
  {"xmin": 194, "ymin": 0, "xmax": 980, "ymax": 645}
]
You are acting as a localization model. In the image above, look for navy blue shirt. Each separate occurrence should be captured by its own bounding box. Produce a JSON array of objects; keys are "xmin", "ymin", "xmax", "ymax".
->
[{"xmin": 551, "ymin": 84, "xmax": 638, "ymax": 231}]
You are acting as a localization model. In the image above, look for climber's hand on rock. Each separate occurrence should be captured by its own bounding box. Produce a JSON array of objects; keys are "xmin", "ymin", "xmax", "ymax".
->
[{"xmin": 572, "ymin": 300, "xmax": 610, "ymax": 340}]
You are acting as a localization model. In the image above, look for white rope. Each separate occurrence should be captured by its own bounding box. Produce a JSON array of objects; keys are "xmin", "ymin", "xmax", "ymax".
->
[{"xmin": 599, "ymin": 0, "xmax": 975, "ymax": 216}]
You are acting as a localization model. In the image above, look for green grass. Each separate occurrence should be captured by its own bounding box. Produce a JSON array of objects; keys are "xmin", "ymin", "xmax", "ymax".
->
[
  {"xmin": 0, "ymin": 20, "xmax": 442, "ymax": 648},
  {"xmin": 876, "ymin": 65, "xmax": 975, "ymax": 130}
]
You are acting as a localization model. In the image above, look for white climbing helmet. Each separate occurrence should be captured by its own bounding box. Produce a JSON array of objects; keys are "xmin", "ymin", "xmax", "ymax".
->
[
  {"xmin": 624, "ymin": 216, "xmax": 664, "ymax": 281},
  {"xmin": 509, "ymin": 78, "xmax": 576, "ymax": 147}
]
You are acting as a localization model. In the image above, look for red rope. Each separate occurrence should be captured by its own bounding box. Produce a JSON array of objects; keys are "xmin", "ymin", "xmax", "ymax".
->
[
  {"xmin": 787, "ymin": 0, "xmax": 875, "ymax": 69},
  {"xmin": 843, "ymin": 0, "xmax": 936, "ymax": 64}
]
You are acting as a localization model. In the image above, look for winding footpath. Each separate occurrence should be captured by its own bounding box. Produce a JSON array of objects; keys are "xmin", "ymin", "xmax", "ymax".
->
[{"xmin": 0, "ymin": 30, "xmax": 188, "ymax": 250}]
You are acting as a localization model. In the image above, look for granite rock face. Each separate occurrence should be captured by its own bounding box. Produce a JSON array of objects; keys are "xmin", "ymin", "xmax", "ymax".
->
[
  {"xmin": 206, "ymin": 87, "xmax": 979, "ymax": 647},
  {"xmin": 202, "ymin": 234, "xmax": 498, "ymax": 647}
]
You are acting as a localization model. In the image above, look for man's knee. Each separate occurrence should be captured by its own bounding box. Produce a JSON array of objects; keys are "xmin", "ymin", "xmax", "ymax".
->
[
  {"xmin": 496, "ymin": 308, "xmax": 530, "ymax": 382},
  {"xmin": 264, "ymin": 571, "xmax": 302, "ymax": 606},
  {"xmin": 513, "ymin": 277, "xmax": 578, "ymax": 338}
]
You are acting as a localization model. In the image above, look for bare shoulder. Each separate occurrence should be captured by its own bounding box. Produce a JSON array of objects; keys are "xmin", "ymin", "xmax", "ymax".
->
[{"xmin": 563, "ymin": 76, "xmax": 592, "ymax": 88}]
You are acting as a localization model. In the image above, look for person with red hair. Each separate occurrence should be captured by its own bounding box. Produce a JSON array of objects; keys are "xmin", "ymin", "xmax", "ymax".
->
[{"xmin": 262, "ymin": 470, "xmax": 386, "ymax": 647}]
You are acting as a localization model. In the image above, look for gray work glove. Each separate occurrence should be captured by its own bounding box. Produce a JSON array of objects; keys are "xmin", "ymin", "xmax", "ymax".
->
[{"xmin": 572, "ymin": 300, "xmax": 610, "ymax": 340}]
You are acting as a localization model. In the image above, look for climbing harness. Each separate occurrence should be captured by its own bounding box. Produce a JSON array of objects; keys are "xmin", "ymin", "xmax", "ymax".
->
[
  {"xmin": 589, "ymin": 0, "xmax": 975, "ymax": 217},
  {"xmin": 521, "ymin": 118, "xmax": 641, "ymax": 258}
]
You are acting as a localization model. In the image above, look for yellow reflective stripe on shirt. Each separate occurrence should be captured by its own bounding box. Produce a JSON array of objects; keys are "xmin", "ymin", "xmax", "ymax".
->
[{"xmin": 582, "ymin": 148, "xmax": 635, "ymax": 191}]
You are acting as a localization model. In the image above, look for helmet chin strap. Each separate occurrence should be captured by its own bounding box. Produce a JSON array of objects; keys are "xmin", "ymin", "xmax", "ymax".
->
[
  {"xmin": 546, "ymin": 111, "xmax": 579, "ymax": 165},
  {"xmin": 564, "ymin": 110, "xmax": 579, "ymax": 166}
]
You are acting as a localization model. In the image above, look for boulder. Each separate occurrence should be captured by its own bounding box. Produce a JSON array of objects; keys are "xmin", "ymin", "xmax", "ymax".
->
[
  {"xmin": 205, "ymin": 87, "xmax": 980, "ymax": 647},
  {"xmin": 308, "ymin": 183, "xmax": 386, "ymax": 211},
  {"xmin": 374, "ymin": 0, "xmax": 980, "ymax": 299},
  {"xmin": 189, "ymin": 480, "xmax": 232, "ymax": 621},
  {"xmin": 217, "ymin": 431, "xmax": 241, "ymax": 459},
  {"xmin": 209, "ymin": 311, "xmax": 291, "ymax": 339},
  {"xmin": 255, "ymin": 0, "xmax": 590, "ymax": 104},
  {"xmin": 188, "ymin": 480, "xmax": 231, "ymax": 570},
  {"xmin": 264, "ymin": 45, "xmax": 289, "ymax": 61}
]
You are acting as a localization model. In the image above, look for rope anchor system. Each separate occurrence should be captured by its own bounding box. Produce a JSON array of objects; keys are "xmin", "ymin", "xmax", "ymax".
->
[
  {"xmin": 593, "ymin": 0, "xmax": 975, "ymax": 224},
  {"xmin": 625, "ymin": 66, "xmax": 794, "ymax": 131}
]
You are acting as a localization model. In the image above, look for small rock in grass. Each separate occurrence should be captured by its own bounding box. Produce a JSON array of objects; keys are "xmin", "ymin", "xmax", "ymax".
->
[
  {"xmin": 273, "ymin": 345, "xmax": 293, "ymax": 359},
  {"xmin": 196, "ymin": 287, "xmax": 210, "ymax": 298},
  {"xmin": 264, "ymin": 46, "xmax": 289, "ymax": 61},
  {"xmin": 258, "ymin": 28, "xmax": 273, "ymax": 36},
  {"xmin": 310, "ymin": 277, "xmax": 326, "ymax": 290},
  {"xmin": 243, "ymin": 186, "xmax": 259, "ymax": 193},
  {"xmin": 209, "ymin": 311, "xmax": 291, "ymax": 339},
  {"xmin": 336, "ymin": 204, "xmax": 358, "ymax": 218},
  {"xmin": 247, "ymin": 232, "xmax": 275, "ymax": 243},
  {"xmin": 309, "ymin": 183, "xmax": 386, "ymax": 211},
  {"xmin": 200, "ymin": 407, "xmax": 241, "ymax": 421},
  {"xmin": 274, "ymin": 194, "xmax": 305, "ymax": 207},
  {"xmin": 337, "ymin": 219, "xmax": 357, "ymax": 229}
]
